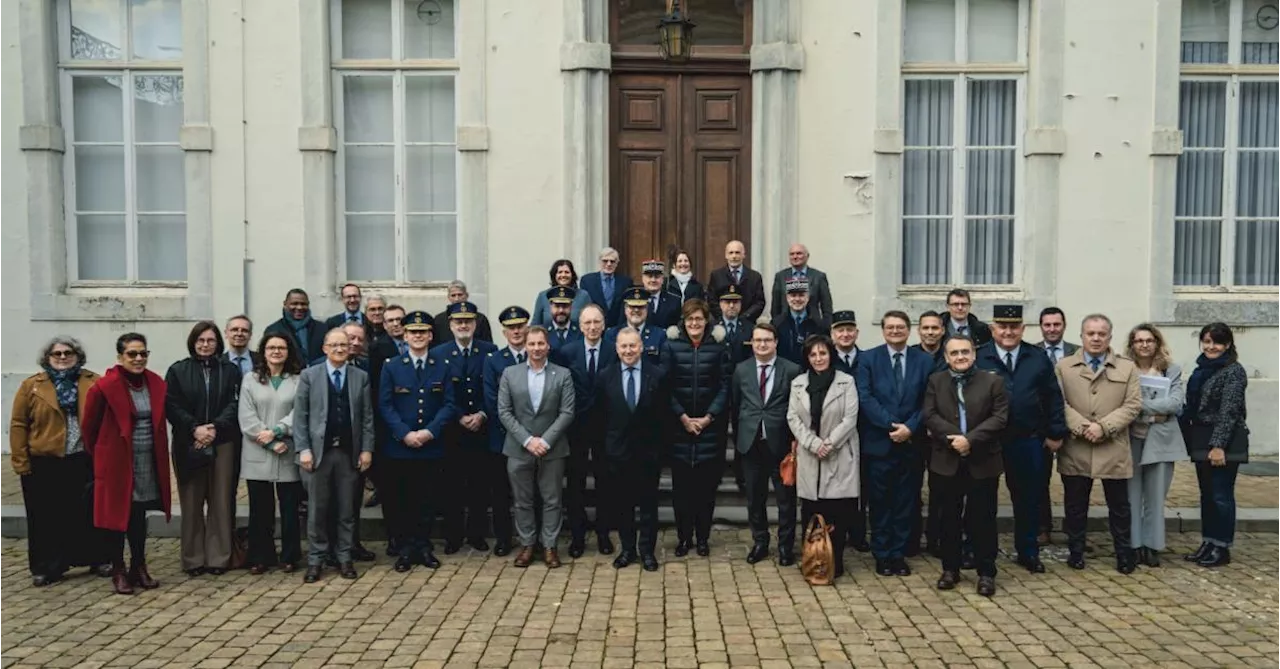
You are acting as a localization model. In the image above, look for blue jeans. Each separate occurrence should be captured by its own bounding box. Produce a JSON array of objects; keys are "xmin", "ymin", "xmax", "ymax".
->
[{"xmin": 1195, "ymin": 461, "xmax": 1239, "ymax": 547}]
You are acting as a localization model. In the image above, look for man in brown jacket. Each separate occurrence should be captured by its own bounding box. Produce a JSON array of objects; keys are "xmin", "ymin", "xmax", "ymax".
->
[
  {"xmin": 1055, "ymin": 313, "xmax": 1142, "ymax": 574},
  {"xmin": 923, "ymin": 335, "xmax": 1008, "ymax": 597}
]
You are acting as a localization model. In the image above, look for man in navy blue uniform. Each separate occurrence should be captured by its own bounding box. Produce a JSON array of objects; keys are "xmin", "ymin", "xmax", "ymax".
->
[
  {"xmin": 829, "ymin": 310, "xmax": 871, "ymax": 553},
  {"xmin": 717, "ymin": 284, "xmax": 754, "ymax": 367},
  {"xmin": 771, "ymin": 277, "xmax": 830, "ymax": 368},
  {"xmin": 639, "ymin": 259, "xmax": 680, "ymax": 329},
  {"xmin": 975, "ymin": 304, "xmax": 1067, "ymax": 573},
  {"xmin": 605, "ymin": 287, "xmax": 668, "ymax": 360},
  {"xmin": 545, "ymin": 286, "xmax": 583, "ymax": 351},
  {"xmin": 431, "ymin": 301, "xmax": 500, "ymax": 554},
  {"xmin": 855, "ymin": 310, "xmax": 934, "ymax": 577},
  {"xmin": 378, "ymin": 311, "xmax": 456, "ymax": 572},
  {"xmin": 481, "ymin": 306, "xmax": 532, "ymax": 556}
]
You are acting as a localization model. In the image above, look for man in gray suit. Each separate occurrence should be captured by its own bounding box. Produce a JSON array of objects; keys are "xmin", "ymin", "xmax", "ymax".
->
[
  {"xmin": 770, "ymin": 243, "xmax": 833, "ymax": 322},
  {"xmin": 294, "ymin": 328, "xmax": 374, "ymax": 583},
  {"xmin": 731, "ymin": 322, "xmax": 802, "ymax": 566},
  {"xmin": 1034, "ymin": 305, "xmax": 1079, "ymax": 544},
  {"xmin": 498, "ymin": 326, "xmax": 576, "ymax": 568}
]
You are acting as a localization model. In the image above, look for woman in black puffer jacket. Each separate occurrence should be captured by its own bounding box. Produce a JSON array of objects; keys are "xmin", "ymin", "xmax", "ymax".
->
[{"xmin": 662, "ymin": 299, "xmax": 732, "ymax": 557}]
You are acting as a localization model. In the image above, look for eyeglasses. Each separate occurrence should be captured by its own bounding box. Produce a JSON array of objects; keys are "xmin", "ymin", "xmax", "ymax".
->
[
  {"xmin": 49, "ymin": 350, "xmax": 77, "ymax": 359},
  {"xmin": 123, "ymin": 350, "xmax": 150, "ymax": 359},
  {"xmin": 751, "ymin": 338, "xmax": 776, "ymax": 344},
  {"xmin": 195, "ymin": 339, "xmax": 218, "ymax": 346},
  {"xmin": 264, "ymin": 345, "xmax": 289, "ymax": 352},
  {"xmin": 601, "ymin": 258, "xmax": 619, "ymax": 264}
]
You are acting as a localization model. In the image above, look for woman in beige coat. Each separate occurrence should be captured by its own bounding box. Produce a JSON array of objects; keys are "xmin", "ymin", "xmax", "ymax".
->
[{"xmin": 787, "ymin": 334, "xmax": 859, "ymax": 578}]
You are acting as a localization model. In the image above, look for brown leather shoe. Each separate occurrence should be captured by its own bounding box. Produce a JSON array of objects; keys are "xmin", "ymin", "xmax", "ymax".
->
[
  {"xmin": 513, "ymin": 546, "xmax": 535, "ymax": 568},
  {"xmin": 111, "ymin": 566, "xmax": 134, "ymax": 595},
  {"xmin": 544, "ymin": 548, "xmax": 562, "ymax": 569},
  {"xmin": 129, "ymin": 562, "xmax": 159, "ymax": 589}
]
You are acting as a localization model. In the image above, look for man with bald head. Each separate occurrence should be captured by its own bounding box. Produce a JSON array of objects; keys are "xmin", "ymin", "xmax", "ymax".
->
[
  {"xmin": 770, "ymin": 243, "xmax": 832, "ymax": 321},
  {"xmin": 707, "ymin": 240, "xmax": 766, "ymax": 323}
]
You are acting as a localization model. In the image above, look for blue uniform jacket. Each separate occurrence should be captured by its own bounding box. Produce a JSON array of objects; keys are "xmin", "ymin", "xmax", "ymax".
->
[
  {"xmin": 771, "ymin": 313, "xmax": 831, "ymax": 369},
  {"xmin": 546, "ymin": 324, "xmax": 583, "ymax": 353},
  {"xmin": 975, "ymin": 341, "xmax": 1068, "ymax": 440},
  {"xmin": 604, "ymin": 323, "xmax": 668, "ymax": 361},
  {"xmin": 855, "ymin": 344, "xmax": 933, "ymax": 457},
  {"xmin": 483, "ymin": 347, "xmax": 522, "ymax": 454},
  {"xmin": 430, "ymin": 339, "xmax": 499, "ymax": 447},
  {"xmin": 378, "ymin": 354, "xmax": 457, "ymax": 460}
]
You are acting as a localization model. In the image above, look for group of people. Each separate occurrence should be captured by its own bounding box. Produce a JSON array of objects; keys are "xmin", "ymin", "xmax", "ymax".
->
[{"xmin": 10, "ymin": 241, "xmax": 1252, "ymax": 597}]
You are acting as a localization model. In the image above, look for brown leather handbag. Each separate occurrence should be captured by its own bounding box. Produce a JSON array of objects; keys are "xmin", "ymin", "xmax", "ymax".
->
[
  {"xmin": 779, "ymin": 439, "xmax": 798, "ymax": 486},
  {"xmin": 801, "ymin": 514, "xmax": 835, "ymax": 586}
]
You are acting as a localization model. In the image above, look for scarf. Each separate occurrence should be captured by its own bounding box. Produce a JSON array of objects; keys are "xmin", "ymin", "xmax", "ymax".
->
[
  {"xmin": 43, "ymin": 364, "xmax": 82, "ymax": 412},
  {"xmin": 1186, "ymin": 352, "xmax": 1231, "ymax": 419},
  {"xmin": 806, "ymin": 367, "xmax": 836, "ymax": 434},
  {"xmin": 671, "ymin": 271, "xmax": 693, "ymax": 290},
  {"xmin": 282, "ymin": 308, "xmax": 315, "ymax": 359},
  {"xmin": 949, "ymin": 367, "xmax": 975, "ymax": 406}
]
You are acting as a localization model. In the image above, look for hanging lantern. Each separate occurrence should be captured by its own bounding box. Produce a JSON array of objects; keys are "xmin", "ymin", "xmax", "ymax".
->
[{"xmin": 658, "ymin": 0, "xmax": 696, "ymax": 62}]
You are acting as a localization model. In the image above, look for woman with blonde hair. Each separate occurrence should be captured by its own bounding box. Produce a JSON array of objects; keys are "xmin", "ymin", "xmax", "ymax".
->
[{"xmin": 1123, "ymin": 323, "xmax": 1187, "ymax": 567}]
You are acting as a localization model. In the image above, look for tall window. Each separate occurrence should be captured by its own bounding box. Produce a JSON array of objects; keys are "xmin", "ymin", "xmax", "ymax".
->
[
  {"xmin": 333, "ymin": 0, "xmax": 458, "ymax": 284},
  {"xmin": 900, "ymin": 0, "xmax": 1025, "ymax": 286},
  {"xmin": 1176, "ymin": 0, "xmax": 1279, "ymax": 287},
  {"xmin": 59, "ymin": 0, "xmax": 185, "ymax": 283}
]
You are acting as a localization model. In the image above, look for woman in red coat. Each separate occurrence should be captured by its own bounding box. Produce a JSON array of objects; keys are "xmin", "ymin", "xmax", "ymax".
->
[{"xmin": 82, "ymin": 332, "xmax": 172, "ymax": 594}]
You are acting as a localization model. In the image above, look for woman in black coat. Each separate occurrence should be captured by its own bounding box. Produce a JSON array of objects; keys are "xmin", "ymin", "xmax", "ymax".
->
[
  {"xmin": 664, "ymin": 249, "xmax": 706, "ymax": 306},
  {"xmin": 662, "ymin": 298, "xmax": 731, "ymax": 557}
]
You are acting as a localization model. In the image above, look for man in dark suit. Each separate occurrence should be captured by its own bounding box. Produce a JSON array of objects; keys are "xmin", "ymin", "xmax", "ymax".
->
[
  {"xmin": 579, "ymin": 247, "xmax": 632, "ymax": 328},
  {"xmin": 433, "ymin": 280, "xmax": 495, "ymax": 346},
  {"xmin": 923, "ymin": 335, "xmax": 1009, "ymax": 597},
  {"xmin": 976, "ymin": 305, "xmax": 1067, "ymax": 574},
  {"xmin": 943, "ymin": 288, "xmax": 992, "ymax": 348},
  {"xmin": 481, "ymin": 306, "xmax": 532, "ymax": 557},
  {"xmin": 829, "ymin": 310, "xmax": 869, "ymax": 552},
  {"xmin": 855, "ymin": 311, "xmax": 934, "ymax": 577},
  {"xmin": 771, "ymin": 277, "xmax": 830, "ymax": 368},
  {"xmin": 1034, "ymin": 305, "xmax": 1079, "ymax": 543},
  {"xmin": 223, "ymin": 315, "xmax": 257, "ymax": 377},
  {"xmin": 595, "ymin": 327, "xmax": 669, "ymax": 571},
  {"xmin": 545, "ymin": 286, "xmax": 583, "ymax": 352},
  {"xmin": 707, "ymin": 240, "xmax": 766, "ymax": 323},
  {"xmin": 910, "ymin": 309, "xmax": 948, "ymax": 556},
  {"xmin": 264, "ymin": 288, "xmax": 328, "ymax": 366},
  {"xmin": 555, "ymin": 304, "xmax": 617, "ymax": 557},
  {"xmin": 770, "ymin": 243, "xmax": 833, "ymax": 321},
  {"xmin": 639, "ymin": 259, "xmax": 681, "ymax": 329},
  {"xmin": 324, "ymin": 283, "xmax": 367, "ymax": 331},
  {"xmin": 731, "ymin": 322, "xmax": 803, "ymax": 566}
]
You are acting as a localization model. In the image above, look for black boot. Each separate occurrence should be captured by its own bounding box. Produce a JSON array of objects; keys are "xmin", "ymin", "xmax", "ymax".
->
[
  {"xmin": 1196, "ymin": 545, "xmax": 1231, "ymax": 567},
  {"xmin": 1184, "ymin": 542, "xmax": 1210, "ymax": 562}
]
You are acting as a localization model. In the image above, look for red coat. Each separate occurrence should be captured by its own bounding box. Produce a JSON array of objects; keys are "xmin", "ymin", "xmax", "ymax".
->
[{"xmin": 82, "ymin": 366, "xmax": 172, "ymax": 532}]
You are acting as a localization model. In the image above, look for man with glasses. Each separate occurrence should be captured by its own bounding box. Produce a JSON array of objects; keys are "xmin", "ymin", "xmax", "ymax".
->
[
  {"xmin": 224, "ymin": 315, "xmax": 256, "ymax": 376},
  {"xmin": 433, "ymin": 280, "xmax": 495, "ymax": 346},
  {"xmin": 943, "ymin": 289, "xmax": 992, "ymax": 348},
  {"xmin": 580, "ymin": 247, "xmax": 633, "ymax": 328},
  {"xmin": 325, "ymin": 283, "xmax": 366, "ymax": 330}
]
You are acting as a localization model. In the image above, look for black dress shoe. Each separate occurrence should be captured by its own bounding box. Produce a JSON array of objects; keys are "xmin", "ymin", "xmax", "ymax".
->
[
  {"xmin": 494, "ymin": 542, "xmax": 511, "ymax": 557},
  {"xmin": 1185, "ymin": 542, "xmax": 1210, "ymax": 562},
  {"xmin": 597, "ymin": 535, "xmax": 614, "ymax": 555},
  {"xmin": 206, "ymin": 567, "xmax": 227, "ymax": 576},
  {"xmin": 394, "ymin": 555, "xmax": 414, "ymax": 573},
  {"xmin": 32, "ymin": 574, "xmax": 60, "ymax": 587},
  {"xmin": 568, "ymin": 540, "xmax": 586, "ymax": 559},
  {"xmin": 1197, "ymin": 545, "xmax": 1230, "ymax": 568},
  {"xmin": 695, "ymin": 541, "xmax": 710, "ymax": 557},
  {"xmin": 641, "ymin": 554, "xmax": 659, "ymax": 571},
  {"xmin": 304, "ymin": 566, "xmax": 322, "ymax": 583},
  {"xmin": 976, "ymin": 576, "xmax": 996, "ymax": 597},
  {"xmin": 1067, "ymin": 553, "xmax": 1086, "ymax": 570},
  {"xmin": 936, "ymin": 570, "xmax": 958, "ymax": 590},
  {"xmin": 875, "ymin": 559, "xmax": 893, "ymax": 576},
  {"xmin": 184, "ymin": 567, "xmax": 205, "ymax": 577},
  {"xmin": 351, "ymin": 545, "xmax": 376, "ymax": 562},
  {"xmin": 892, "ymin": 559, "xmax": 912, "ymax": 576},
  {"xmin": 674, "ymin": 540, "xmax": 691, "ymax": 557},
  {"xmin": 1017, "ymin": 557, "xmax": 1046, "ymax": 574},
  {"xmin": 1146, "ymin": 549, "xmax": 1161, "ymax": 567},
  {"xmin": 745, "ymin": 544, "xmax": 769, "ymax": 564},
  {"xmin": 612, "ymin": 551, "xmax": 636, "ymax": 569},
  {"xmin": 339, "ymin": 562, "xmax": 358, "ymax": 579},
  {"xmin": 420, "ymin": 552, "xmax": 441, "ymax": 569},
  {"xmin": 443, "ymin": 541, "xmax": 462, "ymax": 555},
  {"xmin": 778, "ymin": 549, "xmax": 796, "ymax": 567},
  {"xmin": 469, "ymin": 538, "xmax": 490, "ymax": 552}
]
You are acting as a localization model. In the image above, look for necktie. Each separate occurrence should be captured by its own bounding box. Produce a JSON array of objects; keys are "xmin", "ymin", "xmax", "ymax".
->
[
  {"xmin": 732, "ymin": 268, "xmax": 740, "ymax": 284},
  {"xmin": 958, "ymin": 325, "xmax": 968, "ymax": 335},
  {"xmin": 651, "ymin": 295, "xmax": 658, "ymax": 312},
  {"xmin": 793, "ymin": 269, "xmax": 802, "ymax": 279},
  {"xmin": 233, "ymin": 356, "xmax": 245, "ymax": 373},
  {"xmin": 415, "ymin": 359, "xmax": 424, "ymax": 372},
  {"xmin": 347, "ymin": 314, "xmax": 358, "ymax": 323},
  {"xmin": 794, "ymin": 316, "xmax": 803, "ymax": 332},
  {"xmin": 625, "ymin": 367, "xmax": 637, "ymax": 409},
  {"xmin": 1090, "ymin": 357, "xmax": 1101, "ymax": 373},
  {"xmin": 331, "ymin": 369, "xmax": 342, "ymax": 391},
  {"xmin": 727, "ymin": 322, "xmax": 736, "ymax": 340},
  {"xmin": 1004, "ymin": 352, "xmax": 1014, "ymax": 373},
  {"xmin": 397, "ymin": 341, "xmax": 407, "ymax": 356},
  {"xmin": 758, "ymin": 364, "xmax": 770, "ymax": 401},
  {"xmin": 603, "ymin": 275, "xmax": 614, "ymax": 305},
  {"xmin": 588, "ymin": 348, "xmax": 597, "ymax": 380},
  {"xmin": 516, "ymin": 352, "xmax": 525, "ymax": 364},
  {"xmin": 844, "ymin": 354, "xmax": 853, "ymax": 368},
  {"xmin": 463, "ymin": 346, "xmax": 470, "ymax": 361},
  {"xmin": 1048, "ymin": 345, "xmax": 1059, "ymax": 361},
  {"xmin": 893, "ymin": 352, "xmax": 904, "ymax": 382}
]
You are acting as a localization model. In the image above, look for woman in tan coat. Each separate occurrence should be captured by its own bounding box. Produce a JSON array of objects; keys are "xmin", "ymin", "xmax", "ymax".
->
[
  {"xmin": 9, "ymin": 336, "xmax": 109, "ymax": 586},
  {"xmin": 787, "ymin": 334, "xmax": 859, "ymax": 578}
]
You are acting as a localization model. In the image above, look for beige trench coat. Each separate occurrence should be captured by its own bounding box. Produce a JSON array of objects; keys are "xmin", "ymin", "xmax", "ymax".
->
[
  {"xmin": 1055, "ymin": 350, "xmax": 1142, "ymax": 479},
  {"xmin": 786, "ymin": 371, "xmax": 860, "ymax": 501}
]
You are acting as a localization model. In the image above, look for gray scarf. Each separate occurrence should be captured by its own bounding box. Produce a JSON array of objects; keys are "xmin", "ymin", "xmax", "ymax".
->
[{"xmin": 949, "ymin": 367, "xmax": 975, "ymax": 406}]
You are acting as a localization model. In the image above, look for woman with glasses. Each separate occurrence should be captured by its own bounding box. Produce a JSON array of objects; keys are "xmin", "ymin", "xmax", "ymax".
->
[
  {"xmin": 165, "ymin": 321, "xmax": 244, "ymax": 577},
  {"xmin": 82, "ymin": 333, "xmax": 172, "ymax": 594},
  {"xmin": 1123, "ymin": 324, "xmax": 1187, "ymax": 567},
  {"xmin": 239, "ymin": 334, "xmax": 305, "ymax": 574},
  {"xmin": 532, "ymin": 259, "xmax": 592, "ymax": 328},
  {"xmin": 9, "ymin": 336, "xmax": 111, "ymax": 586}
]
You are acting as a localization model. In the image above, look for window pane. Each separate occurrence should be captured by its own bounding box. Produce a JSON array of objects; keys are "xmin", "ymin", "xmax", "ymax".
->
[
  {"xmin": 1179, "ymin": 81, "xmax": 1226, "ymax": 148},
  {"xmin": 405, "ymin": 146, "xmax": 456, "ymax": 212},
  {"xmin": 130, "ymin": 0, "xmax": 182, "ymax": 60},
  {"xmin": 134, "ymin": 75, "xmax": 184, "ymax": 142},
  {"xmin": 404, "ymin": 76, "xmax": 455, "ymax": 143},
  {"xmin": 1242, "ymin": 0, "xmax": 1279, "ymax": 64},
  {"xmin": 1180, "ymin": 0, "xmax": 1229, "ymax": 63},
  {"xmin": 904, "ymin": 151, "xmax": 953, "ymax": 216},
  {"xmin": 136, "ymin": 145, "xmax": 185, "ymax": 211},
  {"xmin": 904, "ymin": 0, "xmax": 955, "ymax": 63},
  {"xmin": 72, "ymin": 76, "xmax": 124, "ymax": 142},
  {"xmin": 403, "ymin": 0, "xmax": 455, "ymax": 59},
  {"xmin": 967, "ymin": 0, "xmax": 1018, "ymax": 63},
  {"xmin": 137, "ymin": 214, "xmax": 186, "ymax": 280},
  {"xmin": 904, "ymin": 80, "xmax": 954, "ymax": 217},
  {"xmin": 1235, "ymin": 219, "xmax": 1279, "ymax": 285},
  {"xmin": 70, "ymin": 0, "xmax": 124, "ymax": 60},
  {"xmin": 1174, "ymin": 219, "xmax": 1222, "ymax": 285},
  {"xmin": 341, "ymin": 0, "xmax": 392, "ymax": 59},
  {"xmin": 904, "ymin": 80, "xmax": 954, "ymax": 146},
  {"xmin": 343, "ymin": 76, "xmax": 394, "ymax": 143},
  {"xmin": 689, "ymin": 0, "xmax": 748, "ymax": 47},
  {"xmin": 966, "ymin": 150, "xmax": 1015, "ymax": 215},
  {"xmin": 77, "ymin": 215, "xmax": 127, "ymax": 280},
  {"xmin": 1177, "ymin": 151, "xmax": 1225, "ymax": 216},
  {"xmin": 903, "ymin": 218, "xmax": 951, "ymax": 284},
  {"xmin": 74, "ymin": 145, "xmax": 126, "ymax": 211},
  {"xmin": 965, "ymin": 218, "xmax": 1013, "ymax": 284},
  {"xmin": 1239, "ymin": 82, "xmax": 1279, "ymax": 149},
  {"xmin": 406, "ymin": 214, "xmax": 456, "ymax": 281},
  {"xmin": 344, "ymin": 145, "xmax": 395, "ymax": 212},
  {"xmin": 966, "ymin": 80, "xmax": 1016, "ymax": 220},
  {"xmin": 346, "ymin": 215, "xmax": 395, "ymax": 281},
  {"xmin": 967, "ymin": 79, "xmax": 1016, "ymax": 146},
  {"xmin": 1238, "ymin": 83, "xmax": 1279, "ymax": 219},
  {"xmin": 616, "ymin": 0, "xmax": 663, "ymax": 46}
]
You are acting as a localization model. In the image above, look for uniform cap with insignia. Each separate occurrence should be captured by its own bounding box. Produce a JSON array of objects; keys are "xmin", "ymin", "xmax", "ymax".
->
[
  {"xmin": 448, "ymin": 301, "xmax": 479, "ymax": 320},
  {"xmin": 499, "ymin": 305, "xmax": 530, "ymax": 326},
  {"xmin": 404, "ymin": 310, "xmax": 433, "ymax": 331},
  {"xmin": 546, "ymin": 285, "xmax": 577, "ymax": 304},
  {"xmin": 642, "ymin": 259, "xmax": 666, "ymax": 275},
  {"xmin": 831, "ymin": 310, "xmax": 858, "ymax": 328},
  {"xmin": 717, "ymin": 283, "xmax": 743, "ymax": 301},
  {"xmin": 991, "ymin": 304, "xmax": 1023, "ymax": 323},
  {"xmin": 622, "ymin": 286, "xmax": 649, "ymax": 306},
  {"xmin": 785, "ymin": 276, "xmax": 809, "ymax": 293}
]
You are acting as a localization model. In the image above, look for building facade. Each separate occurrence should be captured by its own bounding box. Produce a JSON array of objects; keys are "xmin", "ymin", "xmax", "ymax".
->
[{"xmin": 3, "ymin": 0, "xmax": 1277, "ymax": 452}]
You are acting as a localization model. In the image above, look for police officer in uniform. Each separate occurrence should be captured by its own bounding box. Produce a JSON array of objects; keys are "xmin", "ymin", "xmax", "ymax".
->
[
  {"xmin": 718, "ymin": 284, "xmax": 755, "ymax": 367},
  {"xmin": 771, "ymin": 277, "xmax": 830, "ymax": 368},
  {"xmin": 830, "ymin": 310, "xmax": 872, "ymax": 553},
  {"xmin": 545, "ymin": 286, "xmax": 582, "ymax": 352},
  {"xmin": 481, "ymin": 306, "xmax": 532, "ymax": 556},
  {"xmin": 640, "ymin": 259, "xmax": 680, "ymax": 329},
  {"xmin": 431, "ymin": 301, "xmax": 499, "ymax": 554},
  {"xmin": 377, "ymin": 311, "xmax": 456, "ymax": 572},
  {"xmin": 605, "ymin": 286, "xmax": 668, "ymax": 360}
]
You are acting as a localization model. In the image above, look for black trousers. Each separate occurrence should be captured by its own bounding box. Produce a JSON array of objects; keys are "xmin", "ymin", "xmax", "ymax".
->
[
  {"xmin": 112, "ymin": 502, "xmax": 152, "ymax": 565},
  {"xmin": 608, "ymin": 459, "xmax": 660, "ymax": 555},
  {"xmin": 384, "ymin": 459, "xmax": 443, "ymax": 555},
  {"xmin": 740, "ymin": 440, "xmax": 797, "ymax": 550},
  {"xmin": 847, "ymin": 465, "xmax": 871, "ymax": 546},
  {"xmin": 801, "ymin": 498, "xmax": 854, "ymax": 576},
  {"xmin": 670, "ymin": 459, "xmax": 721, "ymax": 543},
  {"xmin": 246, "ymin": 480, "xmax": 303, "ymax": 566},
  {"xmin": 1039, "ymin": 449, "xmax": 1055, "ymax": 535},
  {"xmin": 441, "ymin": 443, "xmax": 471, "ymax": 544},
  {"xmin": 21, "ymin": 453, "xmax": 107, "ymax": 576},
  {"xmin": 470, "ymin": 450, "xmax": 513, "ymax": 543},
  {"xmin": 907, "ymin": 441, "xmax": 928, "ymax": 550},
  {"xmin": 934, "ymin": 467, "xmax": 999, "ymax": 577},
  {"xmin": 566, "ymin": 429, "xmax": 607, "ymax": 542},
  {"xmin": 1062, "ymin": 474, "xmax": 1131, "ymax": 555}
]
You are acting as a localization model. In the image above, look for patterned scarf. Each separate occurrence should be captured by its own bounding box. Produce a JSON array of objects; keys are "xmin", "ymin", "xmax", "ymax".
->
[
  {"xmin": 948, "ymin": 367, "xmax": 975, "ymax": 406},
  {"xmin": 43, "ymin": 364, "xmax": 82, "ymax": 412}
]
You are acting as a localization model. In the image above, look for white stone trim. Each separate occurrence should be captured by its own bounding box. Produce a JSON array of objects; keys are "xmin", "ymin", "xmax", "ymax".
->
[
  {"xmin": 751, "ymin": 0, "xmax": 802, "ymax": 272},
  {"xmin": 562, "ymin": 0, "xmax": 609, "ymax": 271},
  {"xmin": 870, "ymin": 0, "xmax": 904, "ymax": 315},
  {"xmin": 456, "ymin": 0, "xmax": 490, "ymax": 311},
  {"xmin": 750, "ymin": 41, "xmax": 804, "ymax": 72},
  {"xmin": 299, "ymin": 0, "xmax": 337, "ymax": 306},
  {"xmin": 560, "ymin": 41, "xmax": 611, "ymax": 71}
]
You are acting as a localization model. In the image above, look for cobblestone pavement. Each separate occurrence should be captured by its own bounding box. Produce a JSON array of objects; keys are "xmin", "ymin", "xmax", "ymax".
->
[{"xmin": 2, "ymin": 531, "xmax": 1276, "ymax": 669}]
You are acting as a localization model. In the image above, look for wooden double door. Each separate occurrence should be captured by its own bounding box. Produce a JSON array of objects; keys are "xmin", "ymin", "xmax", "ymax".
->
[{"xmin": 610, "ymin": 72, "xmax": 752, "ymax": 279}]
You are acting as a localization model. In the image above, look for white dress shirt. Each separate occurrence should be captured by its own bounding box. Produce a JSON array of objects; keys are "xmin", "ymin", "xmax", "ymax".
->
[{"xmin": 996, "ymin": 343, "xmax": 1021, "ymax": 371}]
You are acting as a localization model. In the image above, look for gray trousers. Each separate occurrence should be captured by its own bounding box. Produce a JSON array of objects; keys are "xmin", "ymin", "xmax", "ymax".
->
[
  {"xmin": 301, "ymin": 449, "xmax": 359, "ymax": 565},
  {"xmin": 1127, "ymin": 438, "xmax": 1175, "ymax": 551},
  {"xmin": 178, "ymin": 441, "xmax": 236, "ymax": 571},
  {"xmin": 508, "ymin": 454, "xmax": 566, "ymax": 548}
]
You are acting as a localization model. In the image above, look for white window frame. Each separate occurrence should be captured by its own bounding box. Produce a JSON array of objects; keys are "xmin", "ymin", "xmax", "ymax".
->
[
  {"xmin": 56, "ymin": 0, "xmax": 185, "ymax": 286},
  {"xmin": 899, "ymin": 0, "xmax": 1029, "ymax": 289},
  {"xmin": 1176, "ymin": 0, "xmax": 1280, "ymax": 289},
  {"xmin": 331, "ymin": 0, "xmax": 460, "ymax": 287}
]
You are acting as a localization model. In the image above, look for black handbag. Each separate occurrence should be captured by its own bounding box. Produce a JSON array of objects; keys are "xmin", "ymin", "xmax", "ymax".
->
[{"xmin": 1186, "ymin": 422, "xmax": 1250, "ymax": 464}]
